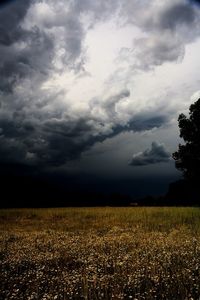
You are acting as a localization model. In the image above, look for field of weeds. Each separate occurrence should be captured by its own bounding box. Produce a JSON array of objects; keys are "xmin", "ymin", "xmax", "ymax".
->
[{"xmin": 1, "ymin": 207, "xmax": 200, "ymax": 299}]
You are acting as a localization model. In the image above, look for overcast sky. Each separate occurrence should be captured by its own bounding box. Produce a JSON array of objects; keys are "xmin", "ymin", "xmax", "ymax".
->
[{"xmin": 1, "ymin": 0, "xmax": 200, "ymax": 197}]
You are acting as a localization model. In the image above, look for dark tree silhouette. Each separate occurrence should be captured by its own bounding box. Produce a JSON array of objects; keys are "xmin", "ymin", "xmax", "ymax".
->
[
  {"xmin": 167, "ymin": 99, "xmax": 200, "ymax": 205},
  {"xmin": 173, "ymin": 98, "xmax": 200, "ymax": 182}
]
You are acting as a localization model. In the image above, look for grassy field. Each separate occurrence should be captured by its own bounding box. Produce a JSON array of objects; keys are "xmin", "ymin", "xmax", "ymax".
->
[{"xmin": 1, "ymin": 207, "xmax": 200, "ymax": 299}]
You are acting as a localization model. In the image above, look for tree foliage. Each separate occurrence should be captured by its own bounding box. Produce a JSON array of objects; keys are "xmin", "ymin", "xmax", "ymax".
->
[{"xmin": 173, "ymin": 98, "xmax": 200, "ymax": 181}]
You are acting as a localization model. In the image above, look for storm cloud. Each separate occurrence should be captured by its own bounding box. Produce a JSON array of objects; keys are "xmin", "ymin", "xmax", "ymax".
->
[
  {"xmin": 0, "ymin": 85, "xmax": 169, "ymax": 166},
  {"xmin": 121, "ymin": 0, "xmax": 200, "ymax": 70},
  {"xmin": 0, "ymin": 0, "xmax": 199, "ymax": 170},
  {"xmin": 129, "ymin": 142, "xmax": 171, "ymax": 167}
]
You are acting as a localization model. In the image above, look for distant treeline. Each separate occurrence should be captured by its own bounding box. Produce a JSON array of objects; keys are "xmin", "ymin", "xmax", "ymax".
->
[{"xmin": 0, "ymin": 174, "xmax": 199, "ymax": 208}]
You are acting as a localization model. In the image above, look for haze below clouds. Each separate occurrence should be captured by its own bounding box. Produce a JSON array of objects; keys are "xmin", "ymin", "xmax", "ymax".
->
[{"xmin": 1, "ymin": 0, "xmax": 200, "ymax": 198}]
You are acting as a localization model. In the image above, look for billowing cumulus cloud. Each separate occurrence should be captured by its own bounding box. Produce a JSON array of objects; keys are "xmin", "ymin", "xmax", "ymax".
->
[
  {"xmin": 159, "ymin": 3, "xmax": 195, "ymax": 29},
  {"xmin": 122, "ymin": 0, "xmax": 200, "ymax": 70},
  {"xmin": 0, "ymin": 0, "xmax": 200, "ymax": 169},
  {"xmin": 129, "ymin": 142, "xmax": 171, "ymax": 166},
  {"xmin": 0, "ymin": 84, "xmax": 169, "ymax": 165}
]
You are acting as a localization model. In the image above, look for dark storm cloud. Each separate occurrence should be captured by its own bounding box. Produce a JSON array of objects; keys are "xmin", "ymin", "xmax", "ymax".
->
[
  {"xmin": 0, "ymin": 89, "xmax": 130, "ymax": 165},
  {"xmin": 129, "ymin": 115, "xmax": 168, "ymax": 132},
  {"xmin": 0, "ymin": 0, "xmax": 30, "ymax": 36},
  {"xmin": 0, "ymin": 0, "xmax": 88, "ymax": 94},
  {"xmin": 0, "ymin": 0, "xmax": 123, "ymax": 112},
  {"xmin": 130, "ymin": 0, "xmax": 200, "ymax": 69},
  {"xmin": 0, "ymin": 0, "xmax": 188, "ymax": 169},
  {"xmin": 129, "ymin": 142, "xmax": 171, "ymax": 166},
  {"xmin": 141, "ymin": 2, "xmax": 197, "ymax": 32},
  {"xmin": 0, "ymin": 0, "xmax": 13, "ymax": 6},
  {"xmin": 0, "ymin": 0, "xmax": 55, "ymax": 93},
  {"xmin": 1, "ymin": 0, "xmax": 199, "ymax": 93},
  {"xmin": 189, "ymin": 0, "xmax": 200, "ymax": 6},
  {"xmin": 0, "ymin": 29, "xmax": 54, "ymax": 93},
  {"xmin": 159, "ymin": 3, "xmax": 195, "ymax": 30},
  {"xmin": 0, "ymin": 0, "xmax": 31, "ymax": 50},
  {"xmin": 0, "ymin": 85, "xmax": 169, "ymax": 167},
  {"xmin": 0, "ymin": 115, "xmax": 94, "ymax": 165},
  {"xmin": 0, "ymin": 0, "xmax": 94, "ymax": 166}
]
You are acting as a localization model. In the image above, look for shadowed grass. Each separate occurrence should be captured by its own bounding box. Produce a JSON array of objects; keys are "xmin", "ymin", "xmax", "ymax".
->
[{"xmin": 1, "ymin": 207, "xmax": 200, "ymax": 299}]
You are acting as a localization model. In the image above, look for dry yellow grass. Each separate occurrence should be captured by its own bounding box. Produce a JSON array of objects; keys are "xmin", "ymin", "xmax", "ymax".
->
[{"xmin": 1, "ymin": 207, "xmax": 200, "ymax": 299}]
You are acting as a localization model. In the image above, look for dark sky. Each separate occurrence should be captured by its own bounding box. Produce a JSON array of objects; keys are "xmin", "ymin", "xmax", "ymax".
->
[{"xmin": 1, "ymin": 0, "xmax": 200, "ymax": 205}]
